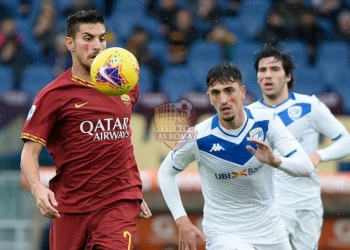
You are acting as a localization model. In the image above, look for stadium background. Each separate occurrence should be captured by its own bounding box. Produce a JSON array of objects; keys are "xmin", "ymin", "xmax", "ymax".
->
[{"xmin": 0, "ymin": 0, "xmax": 350, "ymax": 249}]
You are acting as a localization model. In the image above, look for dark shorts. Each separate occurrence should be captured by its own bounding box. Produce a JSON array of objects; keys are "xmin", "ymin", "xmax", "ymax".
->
[{"xmin": 50, "ymin": 199, "xmax": 140, "ymax": 250}]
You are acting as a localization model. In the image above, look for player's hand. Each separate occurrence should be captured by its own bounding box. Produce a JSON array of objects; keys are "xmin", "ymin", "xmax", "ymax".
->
[
  {"xmin": 32, "ymin": 184, "xmax": 60, "ymax": 219},
  {"xmin": 308, "ymin": 152, "xmax": 321, "ymax": 168},
  {"xmin": 246, "ymin": 137, "xmax": 281, "ymax": 167},
  {"xmin": 138, "ymin": 199, "xmax": 152, "ymax": 219},
  {"xmin": 176, "ymin": 216, "xmax": 208, "ymax": 250}
]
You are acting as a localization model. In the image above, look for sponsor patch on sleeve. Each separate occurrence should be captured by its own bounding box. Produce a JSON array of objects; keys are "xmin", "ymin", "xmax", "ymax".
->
[{"xmin": 26, "ymin": 105, "xmax": 36, "ymax": 120}]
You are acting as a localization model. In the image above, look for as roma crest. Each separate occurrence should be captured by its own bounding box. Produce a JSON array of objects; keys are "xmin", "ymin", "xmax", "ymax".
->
[{"xmin": 154, "ymin": 99, "xmax": 197, "ymax": 149}]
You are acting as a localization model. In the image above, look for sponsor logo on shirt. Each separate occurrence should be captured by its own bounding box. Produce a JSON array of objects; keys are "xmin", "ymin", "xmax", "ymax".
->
[
  {"xmin": 215, "ymin": 166, "xmax": 263, "ymax": 179},
  {"xmin": 79, "ymin": 117, "xmax": 130, "ymax": 140},
  {"xmin": 75, "ymin": 102, "xmax": 89, "ymax": 108},
  {"xmin": 26, "ymin": 105, "xmax": 36, "ymax": 120},
  {"xmin": 209, "ymin": 143, "xmax": 225, "ymax": 152}
]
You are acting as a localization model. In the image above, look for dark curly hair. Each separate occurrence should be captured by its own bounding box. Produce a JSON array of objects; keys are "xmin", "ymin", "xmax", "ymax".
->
[
  {"xmin": 66, "ymin": 9, "xmax": 105, "ymax": 38},
  {"xmin": 206, "ymin": 62, "xmax": 242, "ymax": 88},
  {"xmin": 254, "ymin": 46, "xmax": 296, "ymax": 89}
]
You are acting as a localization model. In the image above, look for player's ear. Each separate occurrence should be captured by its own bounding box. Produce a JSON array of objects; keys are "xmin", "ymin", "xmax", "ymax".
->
[
  {"xmin": 65, "ymin": 37, "xmax": 75, "ymax": 52},
  {"xmin": 206, "ymin": 92, "xmax": 213, "ymax": 105}
]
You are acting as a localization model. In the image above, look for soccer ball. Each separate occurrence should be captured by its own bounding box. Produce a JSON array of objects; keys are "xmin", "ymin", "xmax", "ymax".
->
[{"xmin": 90, "ymin": 47, "xmax": 139, "ymax": 96}]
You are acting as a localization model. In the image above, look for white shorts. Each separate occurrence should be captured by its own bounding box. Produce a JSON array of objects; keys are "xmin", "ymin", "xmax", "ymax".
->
[
  {"xmin": 205, "ymin": 238, "xmax": 292, "ymax": 250},
  {"xmin": 279, "ymin": 205, "xmax": 323, "ymax": 250}
]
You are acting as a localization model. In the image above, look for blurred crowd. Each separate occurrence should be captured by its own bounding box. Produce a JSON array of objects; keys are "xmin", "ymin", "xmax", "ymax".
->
[{"xmin": 0, "ymin": 0, "xmax": 350, "ymax": 110}]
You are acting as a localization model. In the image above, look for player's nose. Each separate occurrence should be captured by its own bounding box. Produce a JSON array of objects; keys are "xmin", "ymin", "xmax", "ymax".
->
[
  {"xmin": 219, "ymin": 93, "xmax": 228, "ymax": 105},
  {"xmin": 92, "ymin": 39, "xmax": 103, "ymax": 52},
  {"xmin": 264, "ymin": 69, "xmax": 273, "ymax": 78}
]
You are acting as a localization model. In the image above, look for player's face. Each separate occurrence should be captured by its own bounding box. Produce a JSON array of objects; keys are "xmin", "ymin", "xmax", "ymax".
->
[
  {"xmin": 257, "ymin": 56, "xmax": 291, "ymax": 102},
  {"xmin": 71, "ymin": 23, "xmax": 107, "ymax": 73},
  {"xmin": 207, "ymin": 80, "xmax": 246, "ymax": 126}
]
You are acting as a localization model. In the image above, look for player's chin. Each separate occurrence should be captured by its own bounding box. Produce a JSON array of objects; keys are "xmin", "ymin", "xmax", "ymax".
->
[{"xmin": 222, "ymin": 114, "xmax": 235, "ymax": 122}]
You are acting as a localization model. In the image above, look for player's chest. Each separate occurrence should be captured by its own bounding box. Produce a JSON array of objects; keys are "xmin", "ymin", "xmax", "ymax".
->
[
  {"xmin": 275, "ymin": 102, "xmax": 312, "ymax": 127},
  {"xmin": 61, "ymin": 93, "xmax": 133, "ymax": 119},
  {"xmin": 201, "ymin": 154, "xmax": 268, "ymax": 182}
]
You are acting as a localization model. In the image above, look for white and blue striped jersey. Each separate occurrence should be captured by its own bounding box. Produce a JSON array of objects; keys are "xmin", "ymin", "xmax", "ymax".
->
[
  {"xmin": 158, "ymin": 106, "xmax": 313, "ymax": 245},
  {"xmin": 249, "ymin": 92, "xmax": 350, "ymax": 210}
]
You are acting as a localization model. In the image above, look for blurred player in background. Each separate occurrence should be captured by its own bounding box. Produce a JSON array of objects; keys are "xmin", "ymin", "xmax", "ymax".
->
[
  {"xmin": 20, "ymin": 9, "xmax": 151, "ymax": 250},
  {"xmin": 158, "ymin": 62, "xmax": 314, "ymax": 250},
  {"xmin": 249, "ymin": 46, "xmax": 350, "ymax": 250}
]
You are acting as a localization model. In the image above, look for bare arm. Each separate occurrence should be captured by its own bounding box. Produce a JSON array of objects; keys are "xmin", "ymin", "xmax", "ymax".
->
[
  {"xmin": 20, "ymin": 141, "xmax": 60, "ymax": 218},
  {"xmin": 158, "ymin": 153, "xmax": 207, "ymax": 249}
]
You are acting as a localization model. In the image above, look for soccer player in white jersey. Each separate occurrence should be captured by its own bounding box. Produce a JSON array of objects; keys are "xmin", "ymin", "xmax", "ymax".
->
[
  {"xmin": 158, "ymin": 63, "xmax": 314, "ymax": 250},
  {"xmin": 249, "ymin": 46, "xmax": 350, "ymax": 250}
]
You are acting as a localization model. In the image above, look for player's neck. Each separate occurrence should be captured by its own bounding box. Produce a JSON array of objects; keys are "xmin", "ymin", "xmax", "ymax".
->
[
  {"xmin": 219, "ymin": 108, "xmax": 246, "ymax": 130},
  {"xmin": 263, "ymin": 92, "xmax": 289, "ymax": 107},
  {"xmin": 71, "ymin": 64, "xmax": 92, "ymax": 82}
]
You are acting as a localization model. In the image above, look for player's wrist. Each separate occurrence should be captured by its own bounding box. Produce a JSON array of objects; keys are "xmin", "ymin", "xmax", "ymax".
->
[
  {"xmin": 270, "ymin": 157, "xmax": 281, "ymax": 168},
  {"xmin": 175, "ymin": 215, "xmax": 191, "ymax": 228}
]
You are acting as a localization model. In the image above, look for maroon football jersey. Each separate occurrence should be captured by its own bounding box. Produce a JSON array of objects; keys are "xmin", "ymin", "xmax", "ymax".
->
[{"xmin": 21, "ymin": 69, "xmax": 143, "ymax": 213}]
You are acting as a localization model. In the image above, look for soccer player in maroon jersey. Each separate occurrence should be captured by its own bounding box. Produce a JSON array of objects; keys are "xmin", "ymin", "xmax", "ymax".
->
[{"xmin": 20, "ymin": 10, "xmax": 151, "ymax": 250}]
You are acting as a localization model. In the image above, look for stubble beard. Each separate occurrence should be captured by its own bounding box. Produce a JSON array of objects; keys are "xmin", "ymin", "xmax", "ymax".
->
[
  {"xmin": 222, "ymin": 114, "xmax": 235, "ymax": 122},
  {"xmin": 82, "ymin": 61, "xmax": 91, "ymax": 74}
]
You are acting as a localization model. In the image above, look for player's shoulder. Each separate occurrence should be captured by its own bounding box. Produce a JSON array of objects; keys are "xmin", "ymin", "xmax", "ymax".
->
[
  {"xmin": 291, "ymin": 92, "xmax": 319, "ymax": 104},
  {"xmin": 246, "ymin": 106, "xmax": 275, "ymax": 121},
  {"xmin": 195, "ymin": 115, "xmax": 214, "ymax": 131},
  {"xmin": 247, "ymin": 99, "xmax": 264, "ymax": 108},
  {"xmin": 33, "ymin": 69, "xmax": 78, "ymax": 102}
]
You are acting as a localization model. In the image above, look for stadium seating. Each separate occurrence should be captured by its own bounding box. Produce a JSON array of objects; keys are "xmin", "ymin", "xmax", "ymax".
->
[
  {"xmin": 137, "ymin": 17, "xmax": 163, "ymax": 40},
  {"xmin": 113, "ymin": 0, "xmax": 146, "ymax": 16},
  {"xmin": 148, "ymin": 39, "xmax": 168, "ymax": 63},
  {"xmin": 239, "ymin": 0, "xmax": 271, "ymax": 40},
  {"xmin": 188, "ymin": 41, "xmax": 222, "ymax": 89},
  {"xmin": 0, "ymin": 0, "xmax": 348, "ymax": 116},
  {"xmin": 0, "ymin": 66, "xmax": 14, "ymax": 91},
  {"xmin": 159, "ymin": 65, "xmax": 194, "ymax": 103},
  {"xmin": 138, "ymin": 65, "xmax": 154, "ymax": 94},
  {"xmin": 21, "ymin": 65, "xmax": 55, "ymax": 102},
  {"xmin": 283, "ymin": 40, "xmax": 309, "ymax": 68},
  {"xmin": 317, "ymin": 17, "xmax": 337, "ymax": 41},
  {"xmin": 109, "ymin": 12, "xmax": 139, "ymax": 43},
  {"xmin": 219, "ymin": 17, "xmax": 249, "ymax": 42},
  {"xmin": 232, "ymin": 41, "xmax": 262, "ymax": 66},
  {"xmin": 293, "ymin": 67, "xmax": 325, "ymax": 96}
]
